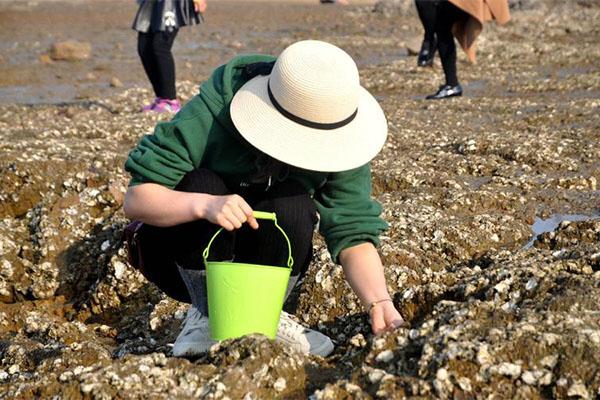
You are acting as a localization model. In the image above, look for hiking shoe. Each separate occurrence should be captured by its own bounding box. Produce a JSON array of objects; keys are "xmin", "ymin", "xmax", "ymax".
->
[
  {"xmin": 276, "ymin": 311, "xmax": 334, "ymax": 357},
  {"xmin": 172, "ymin": 306, "xmax": 215, "ymax": 357},
  {"xmin": 142, "ymin": 98, "xmax": 159, "ymax": 112},
  {"xmin": 153, "ymin": 98, "xmax": 181, "ymax": 113}
]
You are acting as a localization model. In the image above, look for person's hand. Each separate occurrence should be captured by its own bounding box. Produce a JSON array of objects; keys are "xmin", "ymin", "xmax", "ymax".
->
[
  {"xmin": 193, "ymin": 0, "xmax": 207, "ymax": 13},
  {"xmin": 369, "ymin": 299, "xmax": 405, "ymax": 335},
  {"xmin": 202, "ymin": 194, "xmax": 258, "ymax": 231}
]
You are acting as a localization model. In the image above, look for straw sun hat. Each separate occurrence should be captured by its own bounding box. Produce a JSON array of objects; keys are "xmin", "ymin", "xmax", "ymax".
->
[{"xmin": 230, "ymin": 40, "xmax": 388, "ymax": 172}]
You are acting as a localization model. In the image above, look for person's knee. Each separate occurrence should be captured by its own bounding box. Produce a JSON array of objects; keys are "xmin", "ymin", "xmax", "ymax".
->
[{"xmin": 151, "ymin": 35, "xmax": 175, "ymax": 57}]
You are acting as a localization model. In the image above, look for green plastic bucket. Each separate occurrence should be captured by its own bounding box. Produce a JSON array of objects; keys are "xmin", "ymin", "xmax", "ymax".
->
[{"xmin": 203, "ymin": 211, "xmax": 293, "ymax": 341}]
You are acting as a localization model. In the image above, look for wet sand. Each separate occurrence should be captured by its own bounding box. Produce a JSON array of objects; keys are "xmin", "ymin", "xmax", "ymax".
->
[
  {"xmin": 0, "ymin": 0, "xmax": 377, "ymax": 105},
  {"xmin": 0, "ymin": 0, "xmax": 599, "ymax": 399}
]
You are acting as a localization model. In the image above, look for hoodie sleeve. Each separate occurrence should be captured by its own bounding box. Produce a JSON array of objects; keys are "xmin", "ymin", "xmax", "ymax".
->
[
  {"xmin": 314, "ymin": 163, "xmax": 389, "ymax": 263},
  {"xmin": 125, "ymin": 97, "xmax": 214, "ymax": 188}
]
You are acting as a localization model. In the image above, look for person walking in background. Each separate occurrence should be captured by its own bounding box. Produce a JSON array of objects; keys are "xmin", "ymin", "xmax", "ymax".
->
[
  {"xmin": 414, "ymin": 0, "xmax": 510, "ymax": 100},
  {"xmin": 133, "ymin": 0, "xmax": 207, "ymax": 113}
]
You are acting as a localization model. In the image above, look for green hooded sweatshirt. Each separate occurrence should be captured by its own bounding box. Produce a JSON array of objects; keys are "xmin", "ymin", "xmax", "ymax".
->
[{"xmin": 125, "ymin": 54, "xmax": 388, "ymax": 262}]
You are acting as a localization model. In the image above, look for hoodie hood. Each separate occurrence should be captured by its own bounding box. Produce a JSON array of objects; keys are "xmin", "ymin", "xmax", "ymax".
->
[{"xmin": 197, "ymin": 54, "xmax": 277, "ymax": 133}]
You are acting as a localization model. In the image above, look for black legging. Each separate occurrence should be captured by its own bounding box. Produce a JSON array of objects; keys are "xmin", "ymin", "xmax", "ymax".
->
[
  {"xmin": 138, "ymin": 168, "xmax": 317, "ymax": 304},
  {"xmin": 415, "ymin": 0, "xmax": 437, "ymax": 48},
  {"xmin": 137, "ymin": 29, "xmax": 179, "ymax": 100},
  {"xmin": 415, "ymin": 0, "xmax": 467, "ymax": 86}
]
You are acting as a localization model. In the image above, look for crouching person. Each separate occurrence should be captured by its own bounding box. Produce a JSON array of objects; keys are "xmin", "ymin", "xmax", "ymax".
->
[{"xmin": 123, "ymin": 40, "xmax": 404, "ymax": 358}]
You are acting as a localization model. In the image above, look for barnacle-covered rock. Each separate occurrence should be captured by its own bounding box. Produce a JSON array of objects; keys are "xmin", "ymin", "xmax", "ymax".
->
[{"xmin": 0, "ymin": 1, "xmax": 599, "ymax": 398}]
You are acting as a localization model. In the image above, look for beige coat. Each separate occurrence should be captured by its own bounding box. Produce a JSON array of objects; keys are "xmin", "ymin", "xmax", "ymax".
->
[{"xmin": 449, "ymin": 0, "xmax": 511, "ymax": 62}]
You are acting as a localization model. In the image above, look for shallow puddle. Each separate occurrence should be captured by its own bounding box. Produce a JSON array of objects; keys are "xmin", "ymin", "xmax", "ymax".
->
[{"xmin": 525, "ymin": 212, "xmax": 600, "ymax": 248}]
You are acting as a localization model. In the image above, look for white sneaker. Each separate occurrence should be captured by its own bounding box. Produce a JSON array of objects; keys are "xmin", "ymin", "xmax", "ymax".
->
[
  {"xmin": 172, "ymin": 306, "xmax": 215, "ymax": 357},
  {"xmin": 276, "ymin": 311, "xmax": 334, "ymax": 357}
]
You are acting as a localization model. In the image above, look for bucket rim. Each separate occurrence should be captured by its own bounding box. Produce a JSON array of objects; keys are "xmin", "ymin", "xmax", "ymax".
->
[{"xmin": 205, "ymin": 261, "xmax": 293, "ymax": 274}]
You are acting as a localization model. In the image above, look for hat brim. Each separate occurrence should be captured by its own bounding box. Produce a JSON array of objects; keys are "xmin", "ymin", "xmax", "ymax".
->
[{"xmin": 230, "ymin": 75, "xmax": 388, "ymax": 172}]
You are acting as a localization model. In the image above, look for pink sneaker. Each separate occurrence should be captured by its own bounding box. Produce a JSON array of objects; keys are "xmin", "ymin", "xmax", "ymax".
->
[
  {"xmin": 153, "ymin": 98, "xmax": 181, "ymax": 113},
  {"xmin": 142, "ymin": 98, "xmax": 159, "ymax": 112}
]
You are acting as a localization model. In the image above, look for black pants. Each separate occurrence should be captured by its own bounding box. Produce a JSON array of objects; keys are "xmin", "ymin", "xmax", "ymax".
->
[
  {"xmin": 137, "ymin": 29, "xmax": 179, "ymax": 100},
  {"xmin": 415, "ymin": 0, "xmax": 437, "ymax": 46},
  {"xmin": 138, "ymin": 169, "xmax": 317, "ymax": 304},
  {"xmin": 414, "ymin": 0, "xmax": 467, "ymax": 86}
]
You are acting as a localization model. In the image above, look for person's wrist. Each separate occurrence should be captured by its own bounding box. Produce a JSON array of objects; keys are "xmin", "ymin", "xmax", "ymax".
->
[
  {"xmin": 190, "ymin": 192, "xmax": 210, "ymax": 220},
  {"xmin": 367, "ymin": 298, "xmax": 393, "ymax": 314}
]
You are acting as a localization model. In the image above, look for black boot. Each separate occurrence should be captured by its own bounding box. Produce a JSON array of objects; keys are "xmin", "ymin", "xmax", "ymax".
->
[
  {"xmin": 417, "ymin": 37, "xmax": 436, "ymax": 67},
  {"xmin": 426, "ymin": 84, "xmax": 463, "ymax": 100}
]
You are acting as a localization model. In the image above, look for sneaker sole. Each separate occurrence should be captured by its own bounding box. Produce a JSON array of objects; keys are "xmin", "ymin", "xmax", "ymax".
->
[
  {"xmin": 310, "ymin": 340, "xmax": 335, "ymax": 357},
  {"xmin": 172, "ymin": 340, "xmax": 215, "ymax": 358}
]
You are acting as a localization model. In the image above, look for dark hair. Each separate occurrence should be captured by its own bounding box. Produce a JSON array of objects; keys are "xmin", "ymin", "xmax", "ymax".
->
[{"xmin": 241, "ymin": 61, "xmax": 276, "ymax": 80}]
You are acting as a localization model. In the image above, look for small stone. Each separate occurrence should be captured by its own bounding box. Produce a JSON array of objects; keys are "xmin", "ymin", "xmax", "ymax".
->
[
  {"xmin": 540, "ymin": 354, "xmax": 558, "ymax": 368},
  {"xmin": 543, "ymin": 334, "xmax": 560, "ymax": 346},
  {"xmin": 344, "ymin": 382, "xmax": 362, "ymax": 393},
  {"xmin": 8, "ymin": 364, "xmax": 19, "ymax": 374},
  {"xmin": 538, "ymin": 371, "xmax": 553, "ymax": 386},
  {"xmin": 525, "ymin": 278, "xmax": 538, "ymax": 291},
  {"xmin": 436, "ymin": 368, "xmax": 449, "ymax": 381},
  {"xmin": 50, "ymin": 40, "xmax": 91, "ymax": 61},
  {"xmin": 113, "ymin": 261, "xmax": 126, "ymax": 279},
  {"xmin": 583, "ymin": 329, "xmax": 600, "ymax": 345},
  {"xmin": 521, "ymin": 370, "xmax": 537, "ymax": 385},
  {"xmin": 273, "ymin": 377, "xmax": 286, "ymax": 392},
  {"xmin": 0, "ymin": 260, "xmax": 13, "ymax": 278},
  {"xmin": 368, "ymin": 369, "xmax": 386, "ymax": 383},
  {"xmin": 457, "ymin": 377, "xmax": 471, "ymax": 392},
  {"xmin": 494, "ymin": 280, "xmax": 511, "ymax": 294},
  {"xmin": 552, "ymin": 249, "xmax": 565, "ymax": 257},
  {"xmin": 567, "ymin": 381, "xmax": 589, "ymax": 398},
  {"xmin": 320, "ymin": 276, "xmax": 333, "ymax": 291},
  {"xmin": 349, "ymin": 333, "xmax": 366, "ymax": 347},
  {"xmin": 557, "ymin": 377, "xmax": 568, "ymax": 386},
  {"xmin": 100, "ymin": 240, "xmax": 110, "ymax": 251},
  {"xmin": 59, "ymin": 371, "xmax": 73, "ymax": 382},
  {"xmin": 110, "ymin": 77, "xmax": 123, "ymax": 88},
  {"xmin": 496, "ymin": 362, "xmax": 521, "ymax": 378},
  {"xmin": 396, "ymin": 336, "xmax": 407, "ymax": 347},
  {"xmin": 80, "ymin": 383, "xmax": 95, "ymax": 394},
  {"xmin": 373, "ymin": 338, "xmax": 386, "ymax": 350},
  {"xmin": 227, "ymin": 40, "xmax": 244, "ymax": 49},
  {"xmin": 477, "ymin": 345, "xmax": 493, "ymax": 366},
  {"xmin": 375, "ymin": 349, "xmax": 394, "ymax": 363}
]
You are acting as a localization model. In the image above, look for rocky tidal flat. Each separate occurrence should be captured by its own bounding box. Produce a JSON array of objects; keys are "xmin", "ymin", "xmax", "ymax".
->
[{"xmin": 0, "ymin": 0, "xmax": 599, "ymax": 398}]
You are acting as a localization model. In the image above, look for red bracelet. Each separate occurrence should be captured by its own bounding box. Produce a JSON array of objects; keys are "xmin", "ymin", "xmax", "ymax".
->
[{"xmin": 368, "ymin": 298, "xmax": 393, "ymax": 313}]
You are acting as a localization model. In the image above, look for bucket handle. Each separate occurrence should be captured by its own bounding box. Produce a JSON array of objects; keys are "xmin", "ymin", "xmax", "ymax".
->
[{"xmin": 202, "ymin": 211, "xmax": 293, "ymax": 269}]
